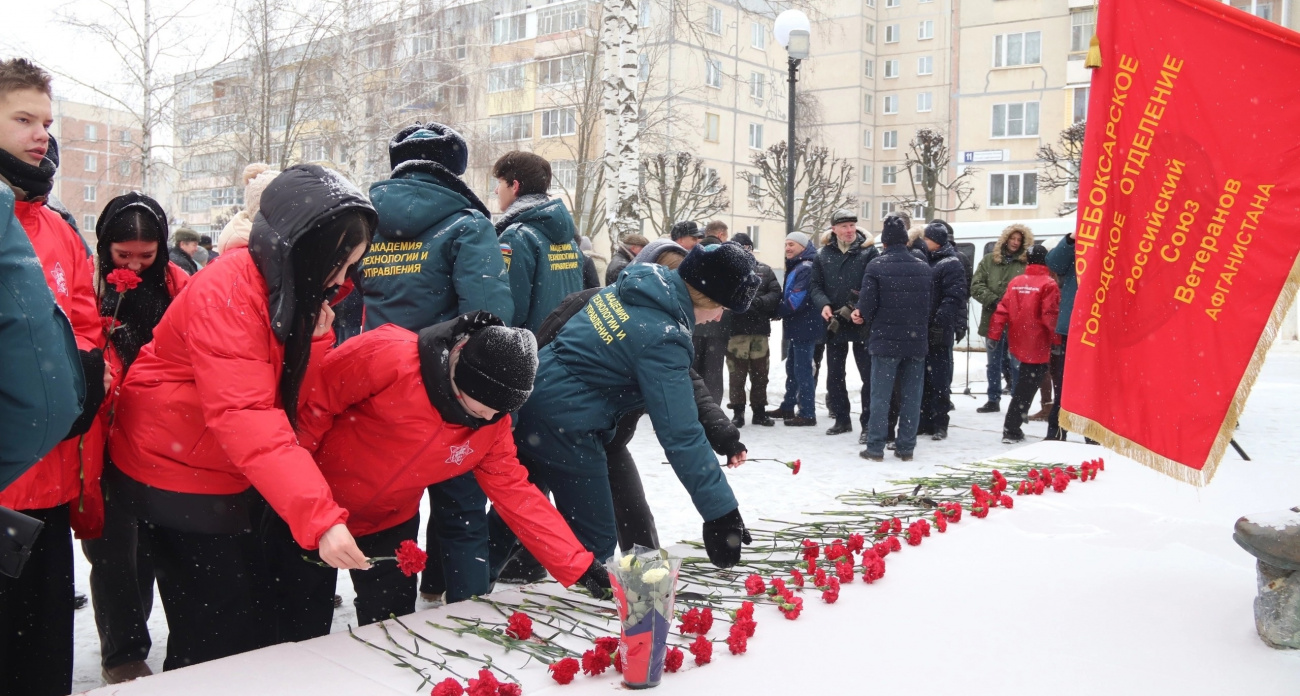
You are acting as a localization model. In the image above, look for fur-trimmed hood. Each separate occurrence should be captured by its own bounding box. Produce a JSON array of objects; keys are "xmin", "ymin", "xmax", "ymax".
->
[{"xmin": 992, "ymin": 224, "xmax": 1034, "ymax": 264}]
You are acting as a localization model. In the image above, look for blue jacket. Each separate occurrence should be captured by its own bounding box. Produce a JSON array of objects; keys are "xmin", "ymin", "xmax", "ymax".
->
[
  {"xmin": 857, "ymin": 246, "xmax": 933, "ymax": 357},
  {"xmin": 928, "ymin": 242, "xmax": 969, "ymax": 334},
  {"xmin": 495, "ymin": 196, "xmax": 585, "ymax": 333},
  {"xmin": 514, "ymin": 264, "xmax": 738, "ymax": 522},
  {"xmin": 0, "ymin": 186, "xmax": 84, "ymax": 490},
  {"xmin": 1046, "ymin": 235, "xmax": 1077, "ymax": 336},
  {"xmin": 778, "ymin": 244, "xmax": 824, "ymax": 343},
  {"xmin": 361, "ymin": 162, "xmax": 513, "ymax": 331}
]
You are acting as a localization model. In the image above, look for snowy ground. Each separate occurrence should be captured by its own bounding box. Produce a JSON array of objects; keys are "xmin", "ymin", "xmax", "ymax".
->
[{"xmin": 71, "ymin": 332, "xmax": 1300, "ymax": 693}]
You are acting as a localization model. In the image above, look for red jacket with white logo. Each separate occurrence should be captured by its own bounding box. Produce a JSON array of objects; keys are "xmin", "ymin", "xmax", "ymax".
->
[
  {"xmin": 296, "ymin": 324, "xmax": 595, "ymax": 587},
  {"xmin": 988, "ymin": 265, "xmax": 1061, "ymax": 365},
  {"xmin": 0, "ymin": 202, "xmax": 104, "ymax": 518},
  {"xmin": 108, "ymin": 249, "xmax": 345, "ymax": 549}
]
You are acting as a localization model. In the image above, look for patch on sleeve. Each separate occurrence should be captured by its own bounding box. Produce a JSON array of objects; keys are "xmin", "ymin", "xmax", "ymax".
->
[{"xmin": 500, "ymin": 243, "xmax": 512, "ymax": 270}]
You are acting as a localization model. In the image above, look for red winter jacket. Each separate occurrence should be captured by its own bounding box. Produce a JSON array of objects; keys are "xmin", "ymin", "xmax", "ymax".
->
[
  {"xmin": 988, "ymin": 265, "xmax": 1060, "ymax": 365},
  {"xmin": 296, "ymin": 324, "xmax": 595, "ymax": 587},
  {"xmin": 0, "ymin": 201, "xmax": 104, "ymax": 519},
  {"xmin": 108, "ymin": 248, "xmax": 345, "ymax": 549}
]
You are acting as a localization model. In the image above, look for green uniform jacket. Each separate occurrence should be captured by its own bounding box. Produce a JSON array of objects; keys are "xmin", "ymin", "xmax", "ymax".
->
[
  {"xmin": 496, "ymin": 197, "xmax": 585, "ymax": 333},
  {"xmin": 514, "ymin": 264, "xmax": 739, "ymax": 522},
  {"xmin": 362, "ymin": 163, "xmax": 513, "ymax": 331},
  {"xmin": 1045, "ymin": 235, "xmax": 1077, "ymax": 336},
  {"xmin": 970, "ymin": 225, "xmax": 1034, "ymax": 337}
]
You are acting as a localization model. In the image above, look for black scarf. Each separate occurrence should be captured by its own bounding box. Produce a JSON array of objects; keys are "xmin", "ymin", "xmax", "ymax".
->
[{"xmin": 0, "ymin": 140, "xmax": 56, "ymax": 201}]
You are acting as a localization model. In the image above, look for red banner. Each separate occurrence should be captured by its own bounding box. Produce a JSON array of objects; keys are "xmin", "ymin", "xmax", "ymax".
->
[{"xmin": 1061, "ymin": 0, "xmax": 1300, "ymax": 485}]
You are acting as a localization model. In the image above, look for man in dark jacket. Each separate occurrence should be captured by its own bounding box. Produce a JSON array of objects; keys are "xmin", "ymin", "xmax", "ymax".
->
[
  {"xmin": 919, "ymin": 220, "xmax": 968, "ymax": 440},
  {"xmin": 169, "ymin": 227, "xmax": 200, "ymax": 275},
  {"xmin": 771, "ymin": 232, "xmax": 821, "ymax": 426},
  {"xmin": 492, "ymin": 151, "xmax": 585, "ymax": 333},
  {"xmin": 671, "ymin": 219, "xmax": 705, "ymax": 250},
  {"xmin": 604, "ymin": 233, "xmax": 647, "ymax": 286},
  {"xmin": 725, "ymin": 232, "xmax": 781, "ymax": 427},
  {"xmin": 1045, "ymin": 232, "xmax": 1078, "ymax": 440},
  {"xmin": 970, "ymin": 224, "xmax": 1033, "ymax": 412},
  {"xmin": 853, "ymin": 216, "xmax": 932, "ymax": 461},
  {"xmin": 361, "ymin": 122, "xmax": 513, "ymax": 606},
  {"xmin": 811, "ymin": 208, "xmax": 879, "ymax": 439}
]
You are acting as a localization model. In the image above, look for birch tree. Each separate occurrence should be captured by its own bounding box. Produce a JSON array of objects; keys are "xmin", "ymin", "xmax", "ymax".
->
[
  {"xmin": 891, "ymin": 128, "xmax": 978, "ymax": 222},
  {"xmin": 600, "ymin": 0, "xmax": 641, "ymax": 239},
  {"xmin": 743, "ymin": 138, "xmax": 856, "ymax": 234}
]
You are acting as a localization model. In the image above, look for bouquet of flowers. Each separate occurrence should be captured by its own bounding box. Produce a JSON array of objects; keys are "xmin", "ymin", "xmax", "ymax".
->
[{"xmin": 605, "ymin": 546, "xmax": 682, "ymax": 689}]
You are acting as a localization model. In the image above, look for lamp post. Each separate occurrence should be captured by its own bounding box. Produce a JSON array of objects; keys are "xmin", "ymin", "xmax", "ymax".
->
[{"xmin": 774, "ymin": 9, "xmax": 810, "ymax": 237}]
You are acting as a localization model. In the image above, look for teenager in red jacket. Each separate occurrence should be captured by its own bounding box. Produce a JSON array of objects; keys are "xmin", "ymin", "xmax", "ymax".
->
[
  {"xmin": 107, "ymin": 164, "xmax": 376, "ymax": 670},
  {"xmin": 988, "ymin": 244, "xmax": 1060, "ymax": 444},
  {"xmin": 268, "ymin": 312, "xmax": 608, "ymax": 638},
  {"xmin": 0, "ymin": 59, "xmax": 109, "ymax": 696},
  {"xmin": 81, "ymin": 192, "xmax": 189, "ymax": 685}
]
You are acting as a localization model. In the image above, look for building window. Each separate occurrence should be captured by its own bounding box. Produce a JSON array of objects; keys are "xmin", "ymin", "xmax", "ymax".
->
[
  {"xmin": 538, "ymin": 2, "xmax": 588, "ymax": 36},
  {"xmin": 864, "ymin": 94, "xmax": 874, "ymax": 114},
  {"xmin": 992, "ymin": 101, "xmax": 1041, "ymax": 137},
  {"xmin": 492, "ymin": 14, "xmax": 527, "ymax": 44},
  {"xmin": 638, "ymin": 53, "xmax": 649, "ymax": 82},
  {"xmin": 748, "ymin": 123, "xmax": 763, "ymax": 149},
  {"xmin": 1232, "ymin": 0, "xmax": 1279, "ymax": 21},
  {"xmin": 917, "ymin": 91, "xmax": 933, "ymax": 112},
  {"xmin": 750, "ymin": 72, "xmax": 765, "ymax": 100},
  {"xmin": 883, "ymin": 130, "xmax": 898, "ymax": 149},
  {"xmin": 706, "ymin": 5, "xmax": 723, "ymax": 34},
  {"xmin": 751, "ymin": 22, "xmax": 766, "ymax": 49},
  {"xmin": 551, "ymin": 160, "xmax": 577, "ymax": 190},
  {"xmin": 490, "ymin": 113, "xmax": 533, "ymax": 142},
  {"xmin": 989, "ymin": 171, "xmax": 1039, "ymax": 208},
  {"xmin": 861, "ymin": 165, "xmax": 873, "ymax": 183},
  {"xmin": 885, "ymin": 24, "xmax": 900, "ymax": 43},
  {"xmin": 1073, "ymin": 86, "xmax": 1089, "ymax": 123},
  {"xmin": 865, "ymin": 23, "xmax": 875, "ymax": 44},
  {"xmin": 882, "ymin": 165, "xmax": 898, "ymax": 185},
  {"xmin": 917, "ymin": 55, "xmax": 933, "ymax": 75},
  {"xmin": 918, "ymin": 19, "xmax": 934, "ymax": 40},
  {"xmin": 488, "ymin": 63, "xmax": 526, "ymax": 92},
  {"xmin": 302, "ymin": 139, "xmax": 332, "ymax": 161},
  {"xmin": 119, "ymin": 130, "xmax": 131, "ymax": 144},
  {"xmin": 84, "ymin": 185, "xmax": 96, "ymax": 202},
  {"xmin": 84, "ymin": 124, "xmax": 98, "ymax": 141},
  {"xmin": 745, "ymin": 225, "xmax": 760, "ymax": 249},
  {"xmin": 881, "ymin": 200, "xmax": 898, "ymax": 219},
  {"xmin": 705, "ymin": 113, "xmax": 720, "ymax": 142},
  {"xmin": 83, "ymin": 214, "xmax": 96, "ymax": 230},
  {"xmin": 863, "ymin": 128, "xmax": 873, "ymax": 148},
  {"xmin": 883, "ymin": 95, "xmax": 899, "ymax": 114},
  {"xmin": 1071, "ymin": 8, "xmax": 1096, "ymax": 54},
  {"xmin": 885, "ymin": 0, "xmax": 899, "ymax": 6},
  {"xmin": 746, "ymin": 173, "xmax": 763, "ymax": 200},
  {"xmin": 706, "ymin": 58, "xmax": 722, "ymax": 88},
  {"xmin": 640, "ymin": 0, "xmax": 652, "ymax": 26},
  {"xmin": 994, "ymin": 31, "xmax": 1042, "ymax": 67},
  {"xmin": 864, "ymin": 59, "xmax": 874, "ymax": 78},
  {"xmin": 118, "ymin": 159, "xmax": 131, "ymax": 177},
  {"xmin": 85, "ymin": 154, "xmax": 97, "ymax": 172},
  {"xmin": 884, "ymin": 59, "xmax": 899, "ymax": 79},
  {"xmin": 454, "ymin": 35, "xmax": 467, "ymax": 60},
  {"xmin": 539, "ymin": 54, "xmax": 586, "ymax": 86},
  {"xmin": 541, "ymin": 108, "xmax": 577, "ymax": 137}
]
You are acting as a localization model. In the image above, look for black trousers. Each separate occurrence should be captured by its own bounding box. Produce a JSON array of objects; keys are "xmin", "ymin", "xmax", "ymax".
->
[
  {"xmin": 920, "ymin": 333, "xmax": 956, "ymax": 434},
  {"xmin": 418, "ymin": 473, "xmax": 489, "ymax": 603},
  {"xmin": 606, "ymin": 410, "xmax": 659, "ymax": 552},
  {"xmin": 1047, "ymin": 340, "xmax": 1067, "ymax": 439},
  {"xmin": 0, "ymin": 504, "xmax": 73, "ymax": 696},
  {"xmin": 1004, "ymin": 362, "xmax": 1052, "ymax": 439},
  {"xmin": 692, "ymin": 334, "xmax": 727, "ymax": 405},
  {"xmin": 825, "ymin": 341, "xmax": 870, "ymax": 429},
  {"xmin": 82, "ymin": 482, "xmax": 155, "ymax": 669}
]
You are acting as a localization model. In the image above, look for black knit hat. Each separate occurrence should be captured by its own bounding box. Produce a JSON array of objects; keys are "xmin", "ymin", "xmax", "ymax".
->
[
  {"xmin": 389, "ymin": 122, "xmax": 469, "ymax": 175},
  {"xmin": 1027, "ymin": 243, "xmax": 1048, "ymax": 266},
  {"xmin": 732, "ymin": 232, "xmax": 754, "ymax": 250},
  {"xmin": 924, "ymin": 220, "xmax": 952, "ymax": 246},
  {"xmin": 670, "ymin": 220, "xmax": 704, "ymax": 241},
  {"xmin": 677, "ymin": 242, "xmax": 761, "ymax": 312},
  {"xmin": 881, "ymin": 215, "xmax": 909, "ymax": 247},
  {"xmin": 454, "ymin": 324, "xmax": 538, "ymax": 413}
]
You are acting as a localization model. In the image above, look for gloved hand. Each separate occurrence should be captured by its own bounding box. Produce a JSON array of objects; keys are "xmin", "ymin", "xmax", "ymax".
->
[
  {"xmin": 955, "ymin": 325, "xmax": 968, "ymax": 343},
  {"xmin": 65, "ymin": 348, "xmax": 106, "ymax": 440},
  {"xmin": 702, "ymin": 508, "xmax": 752, "ymax": 568},
  {"xmin": 928, "ymin": 325, "xmax": 944, "ymax": 348},
  {"xmin": 576, "ymin": 560, "xmax": 611, "ymax": 599}
]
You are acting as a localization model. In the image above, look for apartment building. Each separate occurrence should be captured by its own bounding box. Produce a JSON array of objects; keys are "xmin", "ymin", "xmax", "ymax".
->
[{"xmin": 48, "ymin": 98, "xmax": 144, "ymax": 244}]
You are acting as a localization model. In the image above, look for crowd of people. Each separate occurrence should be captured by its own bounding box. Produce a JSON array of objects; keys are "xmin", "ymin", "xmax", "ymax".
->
[{"xmin": 0, "ymin": 56, "xmax": 1084, "ymax": 696}]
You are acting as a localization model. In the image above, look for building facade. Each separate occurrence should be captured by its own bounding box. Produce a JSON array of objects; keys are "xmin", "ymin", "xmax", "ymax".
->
[{"xmin": 49, "ymin": 99, "xmax": 145, "ymax": 245}]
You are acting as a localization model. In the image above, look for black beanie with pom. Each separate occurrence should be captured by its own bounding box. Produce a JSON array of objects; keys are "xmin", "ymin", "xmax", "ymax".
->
[
  {"xmin": 676, "ymin": 241, "xmax": 761, "ymax": 312},
  {"xmin": 454, "ymin": 325, "xmax": 538, "ymax": 413}
]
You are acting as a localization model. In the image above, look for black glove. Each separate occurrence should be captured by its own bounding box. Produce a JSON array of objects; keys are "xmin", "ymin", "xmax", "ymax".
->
[
  {"xmin": 576, "ymin": 560, "xmax": 611, "ymax": 599},
  {"xmin": 702, "ymin": 508, "xmax": 752, "ymax": 568},
  {"xmin": 955, "ymin": 325, "xmax": 968, "ymax": 344},
  {"xmin": 928, "ymin": 325, "xmax": 944, "ymax": 348},
  {"xmin": 65, "ymin": 348, "xmax": 106, "ymax": 440}
]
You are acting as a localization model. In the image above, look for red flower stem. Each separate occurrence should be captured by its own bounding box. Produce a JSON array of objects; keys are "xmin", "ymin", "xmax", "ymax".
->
[
  {"xmin": 440, "ymin": 615, "xmax": 575, "ymax": 661},
  {"xmin": 395, "ymin": 617, "xmax": 519, "ymax": 681}
]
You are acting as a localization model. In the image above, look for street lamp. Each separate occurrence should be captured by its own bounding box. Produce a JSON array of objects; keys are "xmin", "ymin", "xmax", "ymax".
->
[{"xmin": 775, "ymin": 9, "xmax": 810, "ymax": 237}]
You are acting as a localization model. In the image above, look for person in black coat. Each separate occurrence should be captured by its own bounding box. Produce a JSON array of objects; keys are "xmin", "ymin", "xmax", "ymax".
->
[
  {"xmin": 724, "ymin": 233, "xmax": 781, "ymax": 427},
  {"xmin": 168, "ymin": 227, "xmax": 200, "ymax": 275},
  {"xmin": 918, "ymin": 220, "xmax": 968, "ymax": 440},
  {"xmin": 810, "ymin": 209, "xmax": 879, "ymax": 439},
  {"xmin": 852, "ymin": 216, "xmax": 932, "ymax": 461}
]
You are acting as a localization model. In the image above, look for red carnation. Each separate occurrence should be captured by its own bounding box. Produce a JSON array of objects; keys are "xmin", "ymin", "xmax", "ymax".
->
[
  {"xmin": 991, "ymin": 470, "xmax": 1008, "ymax": 495},
  {"xmin": 106, "ymin": 268, "xmax": 142, "ymax": 293},
  {"xmin": 467, "ymin": 669, "xmax": 500, "ymax": 696},
  {"xmin": 780, "ymin": 596, "xmax": 804, "ymax": 620},
  {"xmin": 1066, "ymin": 465, "xmax": 1079, "ymax": 480},
  {"xmin": 890, "ymin": 517, "xmax": 902, "ymax": 533},
  {"xmin": 768, "ymin": 577, "xmax": 788, "ymax": 597},
  {"xmin": 497, "ymin": 684, "xmax": 522, "ymax": 696},
  {"xmin": 744, "ymin": 574, "xmax": 766, "ymax": 596},
  {"xmin": 1097, "ymin": 458, "xmax": 1106, "ymax": 471},
  {"xmin": 581, "ymin": 648, "xmax": 612, "ymax": 676},
  {"xmin": 549, "ymin": 657, "xmax": 580, "ymax": 684},
  {"xmin": 787, "ymin": 459, "xmax": 801, "ymax": 475},
  {"xmin": 689, "ymin": 634, "xmax": 713, "ymax": 665},
  {"xmin": 1052, "ymin": 471, "xmax": 1070, "ymax": 493},
  {"xmin": 594, "ymin": 636, "xmax": 619, "ymax": 654},
  {"xmin": 801, "ymin": 539, "xmax": 820, "ymax": 563},
  {"xmin": 876, "ymin": 520, "xmax": 891, "ymax": 537},
  {"xmin": 1034, "ymin": 480, "xmax": 1046, "ymax": 495},
  {"xmin": 735, "ymin": 601, "xmax": 755, "ymax": 621},
  {"xmin": 789, "ymin": 568, "xmax": 805, "ymax": 587},
  {"xmin": 1017, "ymin": 480, "xmax": 1030, "ymax": 495},
  {"xmin": 813, "ymin": 567, "xmax": 829, "ymax": 586},
  {"xmin": 919, "ymin": 519, "xmax": 931, "ymax": 537},
  {"xmin": 698, "ymin": 608, "xmax": 714, "ymax": 634},
  {"xmin": 1028, "ymin": 468, "xmax": 1041, "ymax": 480},
  {"xmin": 432, "ymin": 678, "xmax": 464, "ymax": 696},
  {"xmin": 934, "ymin": 513, "xmax": 948, "ymax": 533},
  {"xmin": 847, "ymin": 533, "xmax": 865, "ymax": 554},
  {"xmin": 888, "ymin": 536, "xmax": 901, "ymax": 552},
  {"xmin": 834, "ymin": 559, "xmax": 855, "ymax": 583},
  {"xmin": 826, "ymin": 539, "xmax": 847, "ymax": 561},
  {"xmin": 905, "ymin": 524, "xmax": 923, "ymax": 546},
  {"xmin": 945, "ymin": 503, "xmax": 963, "ymax": 523},
  {"xmin": 972, "ymin": 484, "xmax": 991, "ymax": 506},
  {"xmin": 872, "ymin": 541, "xmax": 891, "ymax": 558},
  {"xmin": 678, "ymin": 607, "xmax": 702, "ymax": 634},
  {"xmin": 971, "ymin": 504, "xmax": 989, "ymax": 519},
  {"xmin": 735, "ymin": 615, "xmax": 757, "ymax": 638},
  {"xmin": 664, "ymin": 647, "xmax": 684, "ymax": 673},
  {"xmin": 999, "ymin": 494, "xmax": 1014, "ymax": 509},
  {"xmin": 726, "ymin": 623, "xmax": 749, "ymax": 654},
  {"xmin": 395, "ymin": 540, "xmax": 428, "ymax": 577},
  {"xmin": 505, "ymin": 612, "xmax": 532, "ymax": 640},
  {"xmin": 862, "ymin": 553, "xmax": 886, "ymax": 584}
]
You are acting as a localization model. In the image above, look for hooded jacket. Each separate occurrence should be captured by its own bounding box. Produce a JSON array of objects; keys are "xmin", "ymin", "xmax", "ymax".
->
[
  {"xmin": 927, "ymin": 242, "xmax": 969, "ymax": 335},
  {"xmin": 514, "ymin": 264, "xmax": 739, "ymax": 522},
  {"xmin": 778, "ymin": 243, "xmax": 823, "ymax": 343},
  {"xmin": 108, "ymin": 164, "xmax": 377, "ymax": 549},
  {"xmin": 988, "ymin": 265, "xmax": 1060, "ymax": 364},
  {"xmin": 0, "ymin": 185, "xmax": 84, "ymax": 492},
  {"xmin": 810, "ymin": 230, "xmax": 879, "ymax": 344},
  {"xmin": 971, "ymin": 224, "xmax": 1034, "ymax": 337},
  {"xmin": 856, "ymin": 245, "xmax": 933, "ymax": 358},
  {"xmin": 362, "ymin": 161, "xmax": 512, "ymax": 331},
  {"xmin": 1046, "ymin": 235, "xmax": 1078, "ymax": 336},
  {"xmin": 294, "ymin": 317, "xmax": 594, "ymax": 585},
  {"xmin": 495, "ymin": 195, "xmax": 585, "ymax": 332}
]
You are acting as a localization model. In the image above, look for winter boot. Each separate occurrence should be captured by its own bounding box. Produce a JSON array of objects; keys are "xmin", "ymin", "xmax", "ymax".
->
[
  {"xmin": 1001, "ymin": 432, "xmax": 1025, "ymax": 444},
  {"xmin": 731, "ymin": 408, "xmax": 746, "ymax": 429},
  {"xmin": 784, "ymin": 416, "xmax": 817, "ymax": 427},
  {"xmin": 1028, "ymin": 403, "xmax": 1052, "ymax": 421},
  {"xmin": 858, "ymin": 431, "xmax": 870, "ymax": 445},
  {"xmin": 767, "ymin": 407, "xmax": 795, "ymax": 420},
  {"xmin": 752, "ymin": 407, "xmax": 775, "ymax": 426},
  {"xmin": 103, "ymin": 661, "xmax": 153, "ymax": 684},
  {"xmin": 860, "ymin": 450, "xmax": 884, "ymax": 462},
  {"xmin": 826, "ymin": 421, "xmax": 853, "ymax": 436},
  {"xmin": 932, "ymin": 429, "xmax": 948, "ymax": 441},
  {"xmin": 976, "ymin": 401, "xmax": 1001, "ymax": 413},
  {"xmin": 498, "ymin": 548, "xmax": 549, "ymax": 584},
  {"xmin": 1235, "ymin": 508, "xmax": 1300, "ymax": 571},
  {"xmin": 894, "ymin": 451, "xmax": 913, "ymax": 462}
]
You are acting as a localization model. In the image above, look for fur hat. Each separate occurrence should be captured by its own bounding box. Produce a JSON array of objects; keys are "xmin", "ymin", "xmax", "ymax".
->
[
  {"xmin": 389, "ymin": 122, "xmax": 469, "ymax": 175},
  {"xmin": 172, "ymin": 227, "xmax": 200, "ymax": 245},
  {"xmin": 454, "ymin": 324, "xmax": 538, "ymax": 414},
  {"xmin": 677, "ymin": 241, "xmax": 762, "ymax": 312},
  {"xmin": 925, "ymin": 220, "xmax": 952, "ymax": 246},
  {"xmin": 621, "ymin": 233, "xmax": 650, "ymax": 248},
  {"xmin": 670, "ymin": 220, "xmax": 704, "ymax": 241},
  {"xmin": 881, "ymin": 215, "xmax": 909, "ymax": 247}
]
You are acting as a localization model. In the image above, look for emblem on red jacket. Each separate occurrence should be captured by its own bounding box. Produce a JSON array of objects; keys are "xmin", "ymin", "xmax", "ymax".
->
[{"xmin": 447, "ymin": 443, "xmax": 474, "ymax": 466}]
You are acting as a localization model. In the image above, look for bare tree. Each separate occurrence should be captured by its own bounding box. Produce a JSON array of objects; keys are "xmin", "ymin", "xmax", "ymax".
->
[
  {"xmin": 743, "ymin": 138, "xmax": 856, "ymax": 234},
  {"xmin": 637, "ymin": 151, "xmax": 730, "ymax": 237},
  {"xmin": 1037, "ymin": 121, "xmax": 1086, "ymax": 216},
  {"xmin": 891, "ymin": 128, "xmax": 978, "ymax": 222}
]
